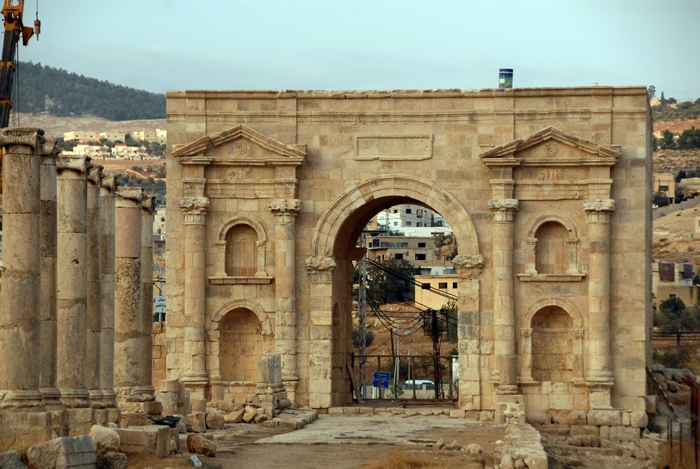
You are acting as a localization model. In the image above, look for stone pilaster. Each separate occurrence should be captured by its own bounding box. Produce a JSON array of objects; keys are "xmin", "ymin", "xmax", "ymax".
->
[
  {"xmin": 99, "ymin": 177, "xmax": 118, "ymax": 413},
  {"xmin": 178, "ymin": 196, "xmax": 210, "ymax": 400},
  {"xmin": 56, "ymin": 154, "xmax": 91, "ymax": 410},
  {"xmin": 584, "ymin": 199, "xmax": 615, "ymax": 409},
  {"xmin": 114, "ymin": 187, "xmax": 144, "ymax": 405},
  {"xmin": 488, "ymin": 198, "xmax": 519, "ymax": 395},
  {"xmin": 86, "ymin": 165, "xmax": 104, "ymax": 408},
  {"xmin": 452, "ymin": 254, "xmax": 484, "ymax": 410},
  {"xmin": 39, "ymin": 140, "xmax": 61, "ymax": 409},
  {"xmin": 0, "ymin": 128, "xmax": 45, "ymax": 410},
  {"xmin": 269, "ymin": 198, "xmax": 300, "ymax": 402},
  {"xmin": 305, "ymin": 255, "xmax": 336, "ymax": 408},
  {"xmin": 138, "ymin": 195, "xmax": 156, "ymax": 402}
]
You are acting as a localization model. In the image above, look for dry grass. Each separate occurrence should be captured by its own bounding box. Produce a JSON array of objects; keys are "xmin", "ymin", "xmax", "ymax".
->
[{"xmin": 363, "ymin": 451, "xmax": 482, "ymax": 469}]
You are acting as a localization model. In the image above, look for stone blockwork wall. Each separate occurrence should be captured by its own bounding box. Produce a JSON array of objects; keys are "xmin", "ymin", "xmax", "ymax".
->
[{"xmin": 165, "ymin": 87, "xmax": 651, "ymax": 414}]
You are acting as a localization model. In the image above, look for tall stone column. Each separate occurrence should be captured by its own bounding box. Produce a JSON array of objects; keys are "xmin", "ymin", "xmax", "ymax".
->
[
  {"xmin": 39, "ymin": 141, "xmax": 61, "ymax": 409},
  {"xmin": 178, "ymin": 196, "xmax": 210, "ymax": 400},
  {"xmin": 0, "ymin": 128, "xmax": 44, "ymax": 410},
  {"xmin": 138, "ymin": 195, "xmax": 156, "ymax": 401},
  {"xmin": 584, "ymin": 199, "xmax": 615, "ymax": 409},
  {"xmin": 114, "ymin": 187, "xmax": 144, "ymax": 406},
  {"xmin": 269, "ymin": 198, "xmax": 300, "ymax": 401},
  {"xmin": 488, "ymin": 198, "xmax": 519, "ymax": 395},
  {"xmin": 56, "ymin": 154, "xmax": 91, "ymax": 410},
  {"xmin": 86, "ymin": 165, "xmax": 104, "ymax": 408},
  {"xmin": 99, "ymin": 176, "xmax": 118, "ymax": 413},
  {"xmin": 0, "ymin": 128, "xmax": 52, "ymax": 450}
]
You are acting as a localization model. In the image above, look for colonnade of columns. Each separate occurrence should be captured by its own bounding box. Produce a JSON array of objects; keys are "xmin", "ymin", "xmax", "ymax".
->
[{"xmin": 0, "ymin": 128, "xmax": 160, "ymax": 450}]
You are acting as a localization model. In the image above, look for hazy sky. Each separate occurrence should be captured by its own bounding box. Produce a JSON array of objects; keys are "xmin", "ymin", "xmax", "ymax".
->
[{"xmin": 20, "ymin": 0, "xmax": 700, "ymax": 99}]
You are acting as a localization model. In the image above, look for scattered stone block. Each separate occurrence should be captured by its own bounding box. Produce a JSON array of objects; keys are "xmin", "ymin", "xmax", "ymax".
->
[
  {"xmin": 434, "ymin": 439, "xmax": 445, "ymax": 449},
  {"xmin": 27, "ymin": 436, "xmax": 96, "ymax": 469},
  {"xmin": 500, "ymin": 454, "xmax": 515, "ymax": 469},
  {"xmin": 254, "ymin": 412, "xmax": 268, "ymax": 424},
  {"xmin": 0, "ymin": 451, "xmax": 26, "ymax": 469},
  {"xmin": 242, "ymin": 406, "xmax": 257, "ymax": 423},
  {"xmin": 90, "ymin": 425, "xmax": 120, "ymax": 457},
  {"xmin": 186, "ymin": 434, "xmax": 216, "ymax": 458},
  {"xmin": 114, "ymin": 428, "xmax": 148, "ymax": 454},
  {"xmin": 0, "ymin": 411, "xmax": 52, "ymax": 453},
  {"xmin": 224, "ymin": 409, "xmax": 245, "ymax": 424},
  {"xmin": 187, "ymin": 412, "xmax": 206, "ymax": 433},
  {"xmin": 192, "ymin": 399, "xmax": 207, "ymax": 413},
  {"xmin": 96, "ymin": 451, "xmax": 128, "ymax": 469},
  {"xmin": 119, "ymin": 412, "xmax": 149, "ymax": 428},
  {"xmin": 66, "ymin": 408, "xmax": 96, "ymax": 437},
  {"xmin": 206, "ymin": 410, "xmax": 226, "ymax": 430},
  {"xmin": 465, "ymin": 443, "xmax": 483, "ymax": 454}
]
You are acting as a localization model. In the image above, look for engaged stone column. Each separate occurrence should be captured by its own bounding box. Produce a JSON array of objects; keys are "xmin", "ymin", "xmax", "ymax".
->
[
  {"xmin": 584, "ymin": 199, "xmax": 615, "ymax": 408},
  {"xmin": 269, "ymin": 198, "xmax": 300, "ymax": 401},
  {"xmin": 488, "ymin": 198, "xmax": 519, "ymax": 395},
  {"xmin": 138, "ymin": 195, "xmax": 156, "ymax": 401},
  {"xmin": 99, "ymin": 177, "xmax": 118, "ymax": 412},
  {"xmin": 178, "ymin": 196, "xmax": 209, "ymax": 399},
  {"xmin": 86, "ymin": 165, "xmax": 104, "ymax": 408},
  {"xmin": 56, "ymin": 154, "xmax": 91, "ymax": 409},
  {"xmin": 39, "ymin": 141, "xmax": 61, "ymax": 409},
  {"xmin": 0, "ymin": 128, "xmax": 45, "ymax": 410},
  {"xmin": 114, "ymin": 187, "xmax": 143, "ymax": 405}
]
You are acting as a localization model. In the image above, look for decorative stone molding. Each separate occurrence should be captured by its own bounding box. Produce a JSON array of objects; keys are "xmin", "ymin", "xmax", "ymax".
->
[
  {"xmin": 566, "ymin": 237, "xmax": 580, "ymax": 245},
  {"xmin": 268, "ymin": 198, "xmax": 300, "ymax": 213},
  {"xmin": 87, "ymin": 164, "xmax": 104, "ymax": 185},
  {"xmin": 178, "ymin": 196, "xmax": 209, "ymax": 215},
  {"xmin": 141, "ymin": 195, "xmax": 156, "ymax": 212},
  {"xmin": 583, "ymin": 199, "xmax": 615, "ymax": 213},
  {"xmin": 524, "ymin": 237, "xmax": 537, "ymax": 248},
  {"xmin": 452, "ymin": 254, "xmax": 484, "ymax": 280},
  {"xmin": 305, "ymin": 256, "xmax": 336, "ymax": 273},
  {"xmin": 117, "ymin": 187, "xmax": 143, "ymax": 203},
  {"xmin": 41, "ymin": 139, "xmax": 60, "ymax": 158},
  {"xmin": 570, "ymin": 328, "xmax": 584, "ymax": 339},
  {"xmin": 488, "ymin": 199, "xmax": 519, "ymax": 222},
  {"xmin": 521, "ymin": 328, "xmax": 532, "ymax": 338},
  {"xmin": 0, "ymin": 127, "xmax": 45, "ymax": 149},
  {"xmin": 102, "ymin": 175, "xmax": 117, "ymax": 191},
  {"xmin": 56, "ymin": 154, "xmax": 90, "ymax": 173}
]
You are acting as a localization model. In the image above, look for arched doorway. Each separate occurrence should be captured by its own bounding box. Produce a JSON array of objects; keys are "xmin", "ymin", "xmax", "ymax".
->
[{"xmin": 306, "ymin": 175, "xmax": 483, "ymax": 409}]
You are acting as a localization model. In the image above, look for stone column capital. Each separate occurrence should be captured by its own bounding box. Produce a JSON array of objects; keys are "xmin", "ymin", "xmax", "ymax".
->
[
  {"xmin": 268, "ymin": 198, "xmax": 300, "ymax": 214},
  {"xmin": 452, "ymin": 254, "xmax": 484, "ymax": 280},
  {"xmin": 488, "ymin": 198, "xmax": 519, "ymax": 222},
  {"xmin": 520, "ymin": 328, "xmax": 532, "ymax": 338},
  {"xmin": 305, "ymin": 255, "xmax": 336, "ymax": 274},
  {"xmin": 0, "ymin": 127, "xmax": 45, "ymax": 150},
  {"xmin": 57, "ymin": 154, "xmax": 90, "ymax": 174},
  {"xmin": 141, "ymin": 195, "xmax": 155, "ymax": 213},
  {"xmin": 566, "ymin": 237, "xmax": 579, "ymax": 245},
  {"xmin": 87, "ymin": 165, "xmax": 104, "ymax": 185},
  {"xmin": 101, "ymin": 175, "xmax": 117, "ymax": 192},
  {"xmin": 116, "ymin": 187, "xmax": 144, "ymax": 206},
  {"xmin": 570, "ymin": 328, "xmax": 584, "ymax": 339},
  {"xmin": 41, "ymin": 139, "xmax": 60, "ymax": 161},
  {"xmin": 584, "ymin": 199, "xmax": 615, "ymax": 213},
  {"xmin": 524, "ymin": 237, "xmax": 537, "ymax": 248},
  {"xmin": 178, "ymin": 196, "xmax": 209, "ymax": 216}
]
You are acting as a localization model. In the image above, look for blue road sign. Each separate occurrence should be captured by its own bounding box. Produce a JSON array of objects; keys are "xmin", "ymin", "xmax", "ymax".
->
[{"xmin": 372, "ymin": 379, "xmax": 389, "ymax": 389}]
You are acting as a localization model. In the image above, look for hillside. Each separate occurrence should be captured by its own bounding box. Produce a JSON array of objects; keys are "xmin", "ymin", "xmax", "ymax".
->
[
  {"xmin": 12, "ymin": 112, "xmax": 166, "ymax": 140},
  {"xmin": 12, "ymin": 62, "xmax": 165, "ymax": 121}
]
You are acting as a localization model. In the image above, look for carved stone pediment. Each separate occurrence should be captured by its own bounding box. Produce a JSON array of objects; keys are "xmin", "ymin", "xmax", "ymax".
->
[
  {"xmin": 172, "ymin": 124, "xmax": 306, "ymax": 167},
  {"xmin": 480, "ymin": 126, "xmax": 620, "ymax": 168}
]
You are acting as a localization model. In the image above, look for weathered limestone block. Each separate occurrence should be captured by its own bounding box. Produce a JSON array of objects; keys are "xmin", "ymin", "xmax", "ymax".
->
[
  {"xmin": 119, "ymin": 412, "xmax": 150, "ymax": 428},
  {"xmin": 186, "ymin": 434, "xmax": 216, "ymax": 457},
  {"xmin": 570, "ymin": 410, "xmax": 587, "ymax": 426},
  {"xmin": 113, "ymin": 428, "xmax": 147, "ymax": 454},
  {"xmin": 89, "ymin": 424, "xmax": 120, "ymax": 457},
  {"xmin": 137, "ymin": 425, "xmax": 171, "ymax": 458},
  {"xmin": 225, "ymin": 409, "xmax": 245, "ymax": 424},
  {"xmin": 0, "ymin": 411, "xmax": 52, "ymax": 452},
  {"xmin": 26, "ymin": 435, "xmax": 96, "ymax": 469},
  {"xmin": 242, "ymin": 406, "xmax": 257, "ymax": 423},
  {"xmin": 96, "ymin": 452, "xmax": 127, "ymax": 469},
  {"xmin": 187, "ymin": 412, "xmax": 206, "ymax": 433},
  {"xmin": 587, "ymin": 410, "xmax": 621, "ymax": 426},
  {"xmin": 205, "ymin": 410, "xmax": 225, "ymax": 430},
  {"xmin": 609, "ymin": 425, "xmax": 641, "ymax": 442},
  {"xmin": 66, "ymin": 408, "xmax": 95, "ymax": 437},
  {"xmin": 0, "ymin": 451, "xmax": 26, "ymax": 469},
  {"xmin": 631, "ymin": 411, "xmax": 649, "ymax": 429}
]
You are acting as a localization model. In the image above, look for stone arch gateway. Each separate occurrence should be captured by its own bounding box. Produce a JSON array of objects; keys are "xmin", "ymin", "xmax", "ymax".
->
[{"xmin": 165, "ymin": 87, "xmax": 652, "ymax": 418}]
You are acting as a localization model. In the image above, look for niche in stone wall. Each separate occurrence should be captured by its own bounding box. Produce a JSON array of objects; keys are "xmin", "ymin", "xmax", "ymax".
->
[
  {"xmin": 531, "ymin": 306, "xmax": 573, "ymax": 382},
  {"xmin": 535, "ymin": 222, "xmax": 568, "ymax": 274},
  {"xmin": 518, "ymin": 215, "xmax": 583, "ymax": 282},
  {"xmin": 209, "ymin": 217, "xmax": 271, "ymax": 285},
  {"xmin": 219, "ymin": 308, "xmax": 262, "ymax": 383},
  {"xmin": 225, "ymin": 224, "xmax": 257, "ymax": 276}
]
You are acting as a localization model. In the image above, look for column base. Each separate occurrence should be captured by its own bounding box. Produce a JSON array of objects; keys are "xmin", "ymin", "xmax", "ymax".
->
[
  {"xmin": 282, "ymin": 380, "xmax": 298, "ymax": 406},
  {"xmin": 41, "ymin": 387, "xmax": 64, "ymax": 410},
  {"xmin": 59, "ymin": 388, "xmax": 90, "ymax": 409},
  {"xmin": 101, "ymin": 389, "xmax": 118, "ymax": 409},
  {"xmin": 89, "ymin": 389, "xmax": 106, "ymax": 409},
  {"xmin": 587, "ymin": 380, "xmax": 614, "ymax": 409},
  {"xmin": 0, "ymin": 389, "xmax": 45, "ymax": 410},
  {"xmin": 180, "ymin": 373, "xmax": 209, "ymax": 402},
  {"xmin": 0, "ymin": 410, "xmax": 52, "ymax": 451}
]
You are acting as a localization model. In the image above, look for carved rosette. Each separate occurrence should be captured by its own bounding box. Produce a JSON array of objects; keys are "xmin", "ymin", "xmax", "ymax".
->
[
  {"xmin": 268, "ymin": 198, "xmax": 301, "ymax": 214},
  {"xmin": 584, "ymin": 199, "xmax": 615, "ymax": 224},
  {"xmin": 488, "ymin": 198, "xmax": 519, "ymax": 222},
  {"xmin": 452, "ymin": 254, "xmax": 484, "ymax": 280},
  {"xmin": 179, "ymin": 196, "xmax": 209, "ymax": 224}
]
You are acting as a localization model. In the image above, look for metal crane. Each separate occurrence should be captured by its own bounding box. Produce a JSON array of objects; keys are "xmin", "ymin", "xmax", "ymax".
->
[{"xmin": 0, "ymin": 0, "xmax": 39, "ymax": 127}]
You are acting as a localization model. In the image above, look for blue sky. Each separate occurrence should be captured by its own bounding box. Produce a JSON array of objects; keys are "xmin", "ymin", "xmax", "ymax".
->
[{"xmin": 21, "ymin": 0, "xmax": 700, "ymax": 99}]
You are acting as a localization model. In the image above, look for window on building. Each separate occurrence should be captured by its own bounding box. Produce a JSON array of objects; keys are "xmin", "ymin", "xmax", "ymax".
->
[
  {"xmin": 452, "ymin": 282, "xmax": 458, "ymax": 289},
  {"xmin": 660, "ymin": 185, "xmax": 669, "ymax": 191},
  {"xmin": 438, "ymin": 282, "xmax": 448, "ymax": 289},
  {"xmin": 395, "ymin": 253, "xmax": 403, "ymax": 260},
  {"xmin": 422, "ymin": 283, "xmax": 431, "ymax": 289},
  {"xmin": 393, "ymin": 221, "xmax": 398, "ymax": 226},
  {"xmin": 161, "ymin": 217, "xmax": 165, "ymax": 222},
  {"xmin": 406, "ymin": 208, "xmax": 412, "ymax": 214},
  {"xmin": 415, "ymin": 254, "xmax": 426, "ymax": 260},
  {"xmin": 436, "ymin": 254, "xmax": 441, "ymax": 260},
  {"xmin": 406, "ymin": 221, "xmax": 412, "ymax": 226},
  {"xmin": 417, "ymin": 222, "xmax": 422, "ymax": 227},
  {"xmin": 393, "ymin": 209, "xmax": 398, "ymax": 213},
  {"xmin": 417, "ymin": 209, "xmax": 423, "ymax": 217},
  {"xmin": 418, "ymin": 242, "xmax": 426, "ymax": 248}
]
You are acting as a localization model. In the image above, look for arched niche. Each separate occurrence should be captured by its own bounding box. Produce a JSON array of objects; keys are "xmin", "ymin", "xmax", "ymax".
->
[
  {"xmin": 518, "ymin": 215, "xmax": 584, "ymax": 282},
  {"xmin": 209, "ymin": 216, "xmax": 272, "ymax": 284}
]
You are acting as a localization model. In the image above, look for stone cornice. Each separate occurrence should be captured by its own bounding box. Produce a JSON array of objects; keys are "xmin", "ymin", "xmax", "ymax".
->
[
  {"xmin": 268, "ymin": 198, "xmax": 300, "ymax": 213},
  {"xmin": 101, "ymin": 175, "xmax": 117, "ymax": 191},
  {"xmin": 141, "ymin": 194, "xmax": 156, "ymax": 212},
  {"xmin": 41, "ymin": 139, "xmax": 60, "ymax": 159},
  {"xmin": 116, "ymin": 187, "xmax": 144, "ymax": 203},
  {"xmin": 452, "ymin": 254, "xmax": 484, "ymax": 280},
  {"xmin": 305, "ymin": 256, "xmax": 336, "ymax": 273},
  {"xmin": 583, "ymin": 199, "xmax": 615, "ymax": 213},
  {"xmin": 178, "ymin": 196, "xmax": 209, "ymax": 215},
  {"xmin": 56, "ymin": 154, "xmax": 90, "ymax": 174},
  {"xmin": 0, "ymin": 127, "xmax": 45, "ymax": 150},
  {"xmin": 87, "ymin": 165, "xmax": 104, "ymax": 185}
]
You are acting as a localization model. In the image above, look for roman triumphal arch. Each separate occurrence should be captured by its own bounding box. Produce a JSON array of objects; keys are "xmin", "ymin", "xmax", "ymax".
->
[{"xmin": 164, "ymin": 87, "xmax": 652, "ymax": 419}]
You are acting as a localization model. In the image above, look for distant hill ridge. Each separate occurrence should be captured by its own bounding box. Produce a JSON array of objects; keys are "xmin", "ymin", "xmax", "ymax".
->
[{"xmin": 13, "ymin": 61, "xmax": 165, "ymax": 121}]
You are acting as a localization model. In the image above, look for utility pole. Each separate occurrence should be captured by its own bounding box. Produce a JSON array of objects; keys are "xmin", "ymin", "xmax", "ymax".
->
[{"xmin": 358, "ymin": 234, "xmax": 367, "ymax": 402}]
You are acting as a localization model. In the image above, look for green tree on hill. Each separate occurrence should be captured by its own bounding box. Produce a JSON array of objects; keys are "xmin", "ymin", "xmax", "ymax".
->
[{"xmin": 654, "ymin": 297, "xmax": 700, "ymax": 345}]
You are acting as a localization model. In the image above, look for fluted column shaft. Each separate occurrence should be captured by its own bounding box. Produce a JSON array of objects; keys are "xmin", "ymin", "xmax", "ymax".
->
[
  {"xmin": 86, "ymin": 165, "xmax": 103, "ymax": 407},
  {"xmin": 489, "ymin": 198, "xmax": 519, "ymax": 395},
  {"xmin": 39, "ymin": 142, "xmax": 61, "ymax": 408},
  {"xmin": 0, "ymin": 128, "xmax": 45, "ymax": 410},
  {"xmin": 269, "ymin": 199, "xmax": 300, "ymax": 396},
  {"xmin": 56, "ymin": 154, "xmax": 90, "ymax": 408},
  {"xmin": 114, "ymin": 187, "xmax": 143, "ymax": 403},
  {"xmin": 139, "ymin": 196, "xmax": 155, "ymax": 399},
  {"xmin": 178, "ymin": 196, "xmax": 209, "ymax": 396},
  {"xmin": 99, "ymin": 177, "xmax": 117, "ymax": 408}
]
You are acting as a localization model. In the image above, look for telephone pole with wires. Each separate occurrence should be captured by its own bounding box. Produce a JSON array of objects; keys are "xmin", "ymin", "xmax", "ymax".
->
[{"xmin": 357, "ymin": 233, "xmax": 367, "ymax": 402}]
